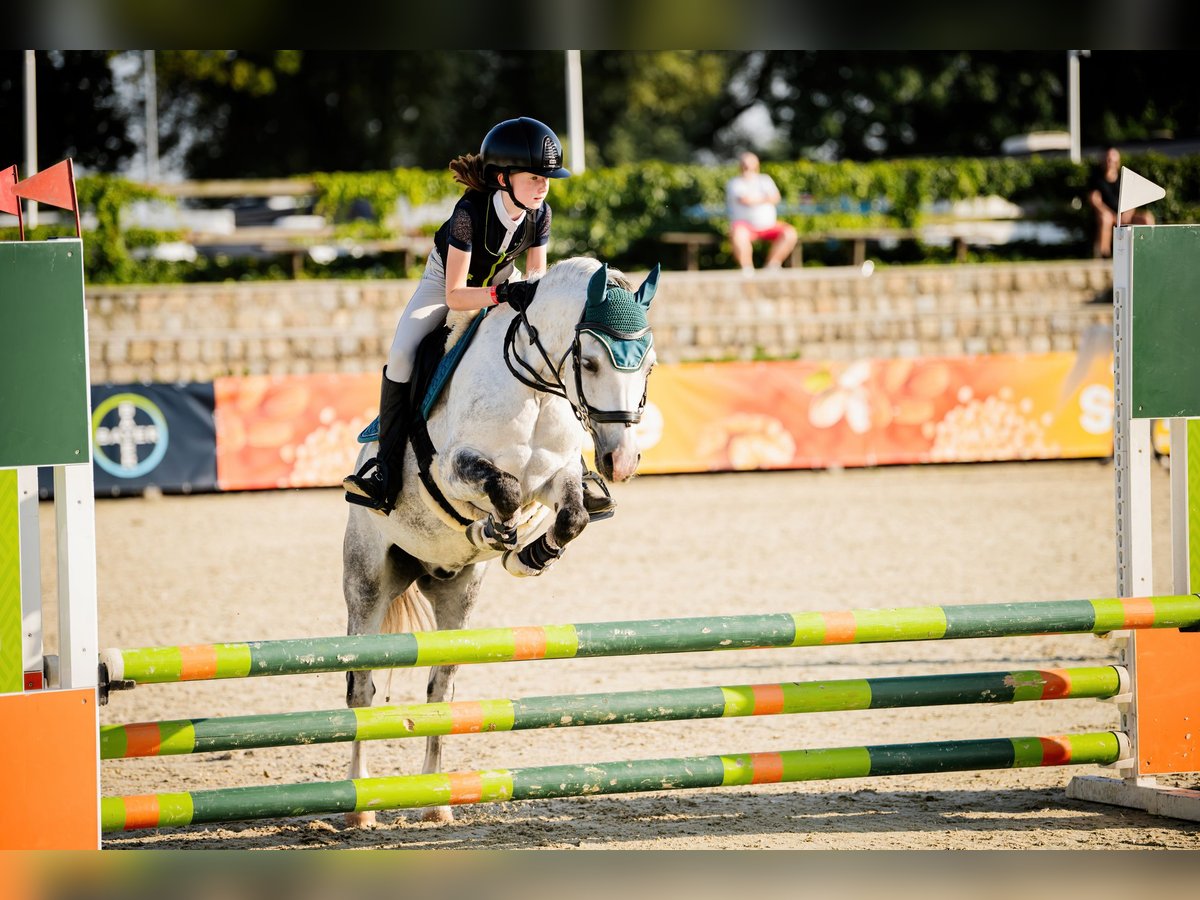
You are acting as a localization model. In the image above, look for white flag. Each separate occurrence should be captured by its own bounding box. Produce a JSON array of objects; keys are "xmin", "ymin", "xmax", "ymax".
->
[{"xmin": 1118, "ymin": 167, "xmax": 1166, "ymax": 215}]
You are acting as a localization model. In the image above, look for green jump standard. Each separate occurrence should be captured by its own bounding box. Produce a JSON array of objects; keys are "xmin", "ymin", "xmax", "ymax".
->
[
  {"xmin": 99, "ymin": 595, "xmax": 1199, "ymax": 688},
  {"xmin": 101, "ymin": 666, "xmax": 1124, "ymax": 759},
  {"xmin": 101, "ymin": 731, "xmax": 1124, "ymax": 832}
]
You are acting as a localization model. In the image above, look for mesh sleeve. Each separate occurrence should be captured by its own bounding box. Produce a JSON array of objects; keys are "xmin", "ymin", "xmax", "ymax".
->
[
  {"xmin": 447, "ymin": 204, "xmax": 474, "ymax": 252},
  {"xmin": 533, "ymin": 205, "xmax": 552, "ymax": 247}
]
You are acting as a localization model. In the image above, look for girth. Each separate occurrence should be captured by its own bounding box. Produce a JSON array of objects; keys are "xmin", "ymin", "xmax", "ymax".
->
[{"xmin": 407, "ymin": 415, "xmax": 474, "ymax": 528}]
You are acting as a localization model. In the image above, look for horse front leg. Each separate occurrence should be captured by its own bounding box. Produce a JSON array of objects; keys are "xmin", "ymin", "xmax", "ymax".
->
[
  {"xmin": 502, "ymin": 466, "xmax": 589, "ymax": 577},
  {"xmin": 447, "ymin": 449, "xmax": 525, "ymax": 552}
]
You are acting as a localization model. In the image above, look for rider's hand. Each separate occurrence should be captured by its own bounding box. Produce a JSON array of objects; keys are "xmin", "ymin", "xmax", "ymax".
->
[{"xmin": 492, "ymin": 280, "xmax": 537, "ymax": 311}]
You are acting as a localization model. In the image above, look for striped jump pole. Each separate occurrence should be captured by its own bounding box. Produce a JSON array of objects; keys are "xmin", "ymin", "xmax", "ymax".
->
[
  {"xmin": 100, "ymin": 666, "xmax": 1127, "ymax": 760},
  {"xmin": 98, "ymin": 594, "xmax": 1200, "ymax": 693},
  {"xmin": 101, "ymin": 730, "xmax": 1127, "ymax": 832}
]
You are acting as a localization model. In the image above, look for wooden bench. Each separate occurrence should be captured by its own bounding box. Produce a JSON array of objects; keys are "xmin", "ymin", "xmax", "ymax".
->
[
  {"xmin": 190, "ymin": 227, "xmax": 434, "ymax": 277},
  {"xmin": 797, "ymin": 227, "xmax": 972, "ymax": 265},
  {"xmin": 660, "ymin": 231, "xmax": 806, "ymax": 271},
  {"xmin": 659, "ymin": 231, "xmax": 721, "ymax": 271},
  {"xmin": 661, "ymin": 226, "xmax": 978, "ymax": 271}
]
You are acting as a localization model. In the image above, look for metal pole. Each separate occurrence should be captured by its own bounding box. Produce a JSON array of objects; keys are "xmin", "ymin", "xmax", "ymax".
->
[
  {"xmin": 99, "ymin": 594, "xmax": 1200, "ymax": 690},
  {"xmin": 143, "ymin": 50, "xmax": 159, "ymax": 182},
  {"xmin": 565, "ymin": 50, "xmax": 585, "ymax": 174},
  {"xmin": 1068, "ymin": 50, "xmax": 1089, "ymax": 165},
  {"xmin": 101, "ymin": 667, "xmax": 1124, "ymax": 759},
  {"xmin": 101, "ymin": 731, "xmax": 1126, "ymax": 831},
  {"xmin": 23, "ymin": 50, "xmax": 38, "ymax": 228}
]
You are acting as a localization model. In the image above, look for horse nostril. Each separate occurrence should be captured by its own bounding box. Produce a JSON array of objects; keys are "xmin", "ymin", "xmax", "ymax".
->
[{"xmin": 602, "ymin": 452, "xmax": 614, "ymax": 472}]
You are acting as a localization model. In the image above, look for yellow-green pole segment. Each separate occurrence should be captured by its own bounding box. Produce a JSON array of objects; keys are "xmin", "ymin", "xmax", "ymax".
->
[
  {"xmin": 98, "ymin": 595, "xmax": 1200, "ymax": 691},
  {"xmin": 100, "ymin": 666, "xmax": 1125, "ymax": 760},
  {"xmin": 100, "ymin": 731, "xmax": 1126, "ymax": 832}
]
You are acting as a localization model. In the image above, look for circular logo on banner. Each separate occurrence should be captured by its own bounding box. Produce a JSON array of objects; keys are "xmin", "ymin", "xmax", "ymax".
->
[{"xmin": 92, "ymin": 392, "xmax": 169, "ymax": 478}]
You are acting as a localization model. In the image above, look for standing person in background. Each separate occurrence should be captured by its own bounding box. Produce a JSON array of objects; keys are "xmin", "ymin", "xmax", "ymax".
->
[
  {"xmin": 1088, "ymin": 146, "xmax": 1155, "ymax": 258},
  {"xmin": 343, "ymin": 116, "xmax": 614, "ymax": 520},
  {"xmin": 726, "ymin": 152, "xmax": 798, "ymax": 274}
]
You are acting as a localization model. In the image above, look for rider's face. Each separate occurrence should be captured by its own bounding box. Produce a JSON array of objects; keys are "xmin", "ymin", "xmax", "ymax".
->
[{"xmin": 505, "ymin": 171, "xmax": 550, "ymax": 210}]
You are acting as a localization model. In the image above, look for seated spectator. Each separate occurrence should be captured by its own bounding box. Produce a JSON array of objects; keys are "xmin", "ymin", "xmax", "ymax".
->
[
  {"xmin": 726, "ymin": 152, "xmax": 797, "ymax": 273},
  {"xmin": 1088, "ymin": 146, "xmax": 1155, "ymax": 258}
]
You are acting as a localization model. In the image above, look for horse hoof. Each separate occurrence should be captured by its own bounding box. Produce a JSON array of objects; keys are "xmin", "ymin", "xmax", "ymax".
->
[
  {"xmin": 501, "ymin": 551, "xmax": 537, "ymax": 577},
  {"xmin": 345, "ymin": 810, "xmax": 377, "ymax": 829},
  {"xmin": 421, "ymin": 805, "xmax": 454, "ymax": 824}
]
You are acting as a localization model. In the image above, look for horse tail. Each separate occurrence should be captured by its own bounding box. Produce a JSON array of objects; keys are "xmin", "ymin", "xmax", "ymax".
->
[
  {"xmin": 381, "ymin": 583, "xmax": 437, "ymax": 636},
  {"xmin": 377, "ymin": 583, "xmax": 436, "ymax": 703}
]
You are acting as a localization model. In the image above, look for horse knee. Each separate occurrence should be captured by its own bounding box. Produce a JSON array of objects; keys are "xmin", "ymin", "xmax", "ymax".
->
[
  {"xmin": 554, "ymin": 504, "xmax": 588, "ymax": 545},
  {"xmin": 346, "ymin": 670, "xmax": 375, "ymax": 707},
  {"xmin": 452, "ymin": 452, "xmax": 523, "ymax": 521}
]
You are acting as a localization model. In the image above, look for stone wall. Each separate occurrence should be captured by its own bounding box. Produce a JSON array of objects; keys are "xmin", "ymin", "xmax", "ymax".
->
[{"xmin": 86, "ymin": 260, "xmax": 1114, "ymax": 384}]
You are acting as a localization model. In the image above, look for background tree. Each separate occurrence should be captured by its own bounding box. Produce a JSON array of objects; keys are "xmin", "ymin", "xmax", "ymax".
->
[
  {"xmin": 0, "ymin": 51, "xmax": 135, "ymax": 173},
  {"xmin": 8, "ymin": 51, "xmax": 1200, "ymax": 180}
]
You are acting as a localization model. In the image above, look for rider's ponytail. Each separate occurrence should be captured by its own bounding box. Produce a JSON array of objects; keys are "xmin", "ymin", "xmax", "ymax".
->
[{"xmin": 449, "ymin": 153, "xmax": 488, "ymax": 192}]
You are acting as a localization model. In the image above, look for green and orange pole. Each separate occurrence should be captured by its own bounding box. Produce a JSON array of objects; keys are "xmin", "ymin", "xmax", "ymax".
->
[
  {"xmin": 101, "ymin": 666, "xmax": 1125, "ymax": 760},
  {"xmin": 100, "ymin": 731, "xmax": 1126, "ymax": 832},
  {"xmin": 99, "ymin": 595, "xmax": 1200, "ymax": 690}
]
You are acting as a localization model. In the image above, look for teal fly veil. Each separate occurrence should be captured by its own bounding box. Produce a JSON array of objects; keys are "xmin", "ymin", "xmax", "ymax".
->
[{"xmin": 580, "ymin": 263, "xmax": 659, "ymax": 370}]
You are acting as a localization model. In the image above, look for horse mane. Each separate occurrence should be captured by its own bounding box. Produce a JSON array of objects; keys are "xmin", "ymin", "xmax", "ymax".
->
[{"xmin": 443, "ymin": 257, "xmax": 628, "ymax": 352}]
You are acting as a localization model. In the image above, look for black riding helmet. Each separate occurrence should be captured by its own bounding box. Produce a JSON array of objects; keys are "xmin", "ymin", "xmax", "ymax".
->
[{"xmin": 481, "ymin": 117, "xmax": 570, "ymax": 211}]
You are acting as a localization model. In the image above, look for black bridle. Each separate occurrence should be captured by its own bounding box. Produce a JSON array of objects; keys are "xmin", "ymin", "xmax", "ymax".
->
[{"xmin": 502, "ymin": 290, "xmax": 649, "ymax": 433}]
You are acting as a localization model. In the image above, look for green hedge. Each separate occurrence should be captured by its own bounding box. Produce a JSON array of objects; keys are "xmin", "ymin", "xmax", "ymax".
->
[{"xmin": 5, "ymin": 154, "xmax": 1200, "ymax": 283}]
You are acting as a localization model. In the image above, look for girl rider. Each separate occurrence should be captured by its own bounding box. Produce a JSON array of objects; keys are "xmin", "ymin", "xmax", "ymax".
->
[{"xmin": 343, "ymin": 116, "xmax": 615, "ymax": 520}]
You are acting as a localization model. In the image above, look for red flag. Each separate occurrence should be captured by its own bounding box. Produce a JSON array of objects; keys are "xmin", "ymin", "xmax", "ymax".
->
[
  {"xmin": 0, "ymin": 165, "xmax": 20, "ymax": 216},
  {"xmin": 0, "ymin": 165, "xmax": 24, "ymax": 239},
  {"xmin": 14, "ymin": 159, "xmax": 77, "ymax": 211},
  {"xmin": 14, "ymin": 158, "xmax": 79, "ymax": 237}
]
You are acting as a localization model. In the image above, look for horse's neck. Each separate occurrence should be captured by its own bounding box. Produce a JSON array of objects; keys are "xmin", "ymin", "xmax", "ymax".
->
[{"xmin": 434, "ymin": 301, "xmax": 581, "ymax": 443}]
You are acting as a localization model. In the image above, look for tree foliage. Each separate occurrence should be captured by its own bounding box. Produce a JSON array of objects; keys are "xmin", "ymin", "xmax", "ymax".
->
[
  {"xmin": 6, "ymin": 50, "xmax": 1200, "ymax": 177},
  {"xmin": 0, "ymin": 51, "xmax": 135, "ymax": 173}
]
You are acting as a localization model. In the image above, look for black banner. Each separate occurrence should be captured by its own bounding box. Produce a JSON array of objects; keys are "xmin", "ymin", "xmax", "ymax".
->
[{"xmin": 39, "ymin": 383, "xmax": 218, "ymax": 497}]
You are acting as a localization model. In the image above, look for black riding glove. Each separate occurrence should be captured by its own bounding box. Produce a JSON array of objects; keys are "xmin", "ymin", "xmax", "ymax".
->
[{"xmin": 494, "ymin": 279, "xmax": 537, "ymax": 311}]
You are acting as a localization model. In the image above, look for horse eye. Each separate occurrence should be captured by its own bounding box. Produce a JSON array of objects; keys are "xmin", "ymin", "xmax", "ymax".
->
[{"xmin": 581, "ymin": 357, "xmax": 599, "ymax": 373}]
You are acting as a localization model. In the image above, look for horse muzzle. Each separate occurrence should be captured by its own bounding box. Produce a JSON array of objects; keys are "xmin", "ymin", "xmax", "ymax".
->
[{"xmin": 594, "ymin": 427, "xmax": 641, "ymax": 482}]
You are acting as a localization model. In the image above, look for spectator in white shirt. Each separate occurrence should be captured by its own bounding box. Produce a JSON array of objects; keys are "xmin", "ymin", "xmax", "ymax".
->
[{"xmin": 726, "ymin": 152, "xmax": 797, "ymax": 274}]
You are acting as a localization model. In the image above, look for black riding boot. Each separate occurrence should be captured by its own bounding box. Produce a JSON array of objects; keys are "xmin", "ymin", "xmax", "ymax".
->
[
  {"xmin": 581, "ymin": 459, "xmax": 616, "ymax": 522},
  {"xmin": 343, "ymin": 370, "xmax": 411, "ymax": 513}
]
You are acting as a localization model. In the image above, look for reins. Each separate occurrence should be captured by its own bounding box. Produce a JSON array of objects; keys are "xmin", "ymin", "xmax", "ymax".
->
[{"xmin": 502, "ymin": 286, "xmax": 647, "ymax": 432}]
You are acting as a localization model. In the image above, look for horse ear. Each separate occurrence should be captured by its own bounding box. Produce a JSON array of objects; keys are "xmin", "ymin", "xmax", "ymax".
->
[
  {"xmin": 635, "ymin": 264, "xmax": 661, "ymax": 307},
  {"xmin": 587, "ymin": 262, "xmax": 609, "ymax": 306}
]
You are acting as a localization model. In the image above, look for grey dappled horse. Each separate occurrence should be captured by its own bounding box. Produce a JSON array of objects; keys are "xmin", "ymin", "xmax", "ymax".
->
[{"xmin": 342, "ymin": 257, "xmax": 659, "ymax": 825}]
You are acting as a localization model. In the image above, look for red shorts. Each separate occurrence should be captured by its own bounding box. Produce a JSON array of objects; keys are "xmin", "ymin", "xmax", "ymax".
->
[{"xmin": 731, "ymin": 221, "xmax": 790, "ymax": 241}]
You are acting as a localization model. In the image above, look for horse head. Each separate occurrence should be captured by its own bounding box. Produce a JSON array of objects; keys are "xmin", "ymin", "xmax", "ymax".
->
[
  {"xmin": 575, "ymin": 262, "xmax": 658, "ymax": 482},
  {"xmin": 505, "ymin": 258, "xmax": 659, "ymax": 485}
]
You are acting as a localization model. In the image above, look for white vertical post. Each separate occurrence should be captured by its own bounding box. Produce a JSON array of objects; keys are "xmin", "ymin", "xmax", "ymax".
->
[
  {"xmin": 23, "ymin": 50, "xmax": 38, "ymax": 229},
  {"xmin": 1111, "ymin": 223, "xmax": 1145, "ymax": 779},
  {"xmin": 1170, "ymin": 418, "xmax": 1190, "ymax": 593},
  {"xmin": 143, "ymin": 50, "xmax": 159, "ymax": 183},
  {"xmin": 53, "ymin": 464, "xmax": 98, "ymax": 690},
  {"xmin": 1068, "ymin": 51, "xmax": 1082, "ymax": 165},
  {"xmin": 17, "ymin": 467, "xmax": 42, "ymax": 678},
  {"xmin": 1113, "ymin": 226, "xmax": 1151, "ymax": 599},
  {"xmin": 565, "ymin": 50, "xmax": 586, "ymax": 175}
]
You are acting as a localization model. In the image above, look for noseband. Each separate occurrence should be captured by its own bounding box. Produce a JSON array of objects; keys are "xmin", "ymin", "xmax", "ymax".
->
[{"xmin": 502, "ymin": 285, "xmax": 648, "ymax": 432}]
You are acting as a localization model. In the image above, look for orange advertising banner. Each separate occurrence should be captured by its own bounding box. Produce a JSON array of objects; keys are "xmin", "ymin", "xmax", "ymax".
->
[
  {"xmin": 215, "ymin": 371, "xmax": 380, "ymax": 492},
  {"xmin": 214, "ymin": 351, "xmax": 1116, "ymax": 491},
  {"xmin": 634, "ymin": 351, "xmax": 1115, "ymax": 474}
]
